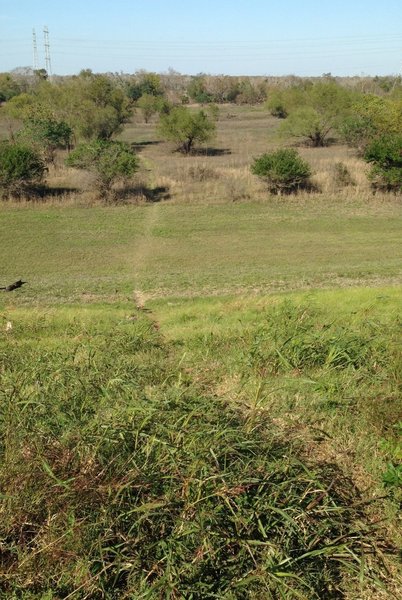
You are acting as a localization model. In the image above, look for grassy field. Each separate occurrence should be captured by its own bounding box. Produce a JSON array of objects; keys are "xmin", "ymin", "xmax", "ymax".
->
[
  {"xmin": 0, "ymin": 104, "xmax": 401, "ymax": 598},
  {"xmin": 1, "ymin": 200, "xmax": 402, "ymax": 303}
]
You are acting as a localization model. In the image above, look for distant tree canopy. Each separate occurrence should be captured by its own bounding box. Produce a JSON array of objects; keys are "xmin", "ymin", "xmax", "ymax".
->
[
  {"xmin": 186, "ymin": 74, "xmax": 268, "ymax": 105},
  {"xmin": 364, "ymin": 134, "xmax": 402, "ymax": 192},
  {"xmin": 126, "ymin": 72, "xmax": 164, "ymax": 101},
  {"xmin": 340, "ymin": 95, "xmax": 402, "ymax": 152},
  {"xmin": 136, "ymin": 93, "xmax": 171, "ymax": 123},
  {"xmin": 5, "ymin": 73, "xmax": 132, "ymax": 142},
  {"xmin": 158, "ymin": 106, "xmax": 216, "ymax": 154},
  {"xmin": 0, "ymin": 73, "xmax": 22, "ymax": 103}
]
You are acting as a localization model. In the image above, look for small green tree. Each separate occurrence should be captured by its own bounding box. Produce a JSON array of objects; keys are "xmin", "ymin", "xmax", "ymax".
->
[
  {"xmin": 66, "ymin": 141, "xmax": 139, "ymax": 199},
  {"xmin": 266, "ymin": 90, "xmax": 288, "ymax": 118},
  {"xmin": 340, "ymin": 95, "xmax": 402, "ymax": 153},
  {"xmin": 136, "ymin": 94, "xmax": 170, "ymax": 123},
  {"xmin": 158, "ymin": 106, "xmax": 216, "ymax": 154},
  {"xmin": 251, "ymin": 149, "xmax": 311, "ymax": 195},
  {"xmin": 126, "ymin": 71, "xmax": 164, "ymax": 101},
  {"xmin": 278, "ymin": 82, "xmax": 353, "ymax": 147},
  {"xmin": 364, "ymin": 134, "xmax": 402, "ymax": 192},
  {"xmin": 0, "ymin": 142, "xmax": 46, "ymax": 198},
  {"xmin": 17, "ymin": 118, "xmax": 72, "ymax": 164}
]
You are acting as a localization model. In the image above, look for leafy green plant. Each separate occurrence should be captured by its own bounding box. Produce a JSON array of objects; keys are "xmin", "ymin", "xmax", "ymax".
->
[
  {"xmin": 0, "ymin": 141, "xmax": 46, "ymax": 198},
  {"xmin": 136, "ymin": 93, "xmax": 170, "ymax": 123},
  {"xmin": 17, "ymin": 118, "xmax": 72, "ymax": 164},
  {"xmin": 66, "ymin": 140, "xmax": 139, "ymax": 199},
  {"xmin": 158, "ymin": 106, "xmax": 216, "ymax": 154},
  {"xmin": 364, "ymin": 134, "xmax": 402, "ymax": 192},
  {"xmin": 251, "ymin": 148, "xmax": 311, "ymax": 194},
  {"xmin": 380, "ymin": 422, "xmax": 402, "ymax": 500},
  {"xmin": 278, "ymin": 82, "xmax": 353, "ymax": 146}
]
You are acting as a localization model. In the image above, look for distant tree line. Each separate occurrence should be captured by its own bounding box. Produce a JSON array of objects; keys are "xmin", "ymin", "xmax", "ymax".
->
[{"xmin": 0, "ymin": 67, "xmax": 401, "ymax": 199}]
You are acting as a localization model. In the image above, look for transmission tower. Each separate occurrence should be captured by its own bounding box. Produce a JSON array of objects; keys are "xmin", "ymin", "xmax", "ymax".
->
[
  {"xmin": 32, "ymin": 28, "xmax": 39, "ymax": 71},
  {"xmin": 43, "ymin": 26, "xmax": 52, "ymax": 76}
]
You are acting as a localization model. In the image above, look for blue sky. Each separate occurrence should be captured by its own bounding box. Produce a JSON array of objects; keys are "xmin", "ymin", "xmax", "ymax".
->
[{"xmin": 1, "ymin": 0, "xmax": 401, "ymax": 76}]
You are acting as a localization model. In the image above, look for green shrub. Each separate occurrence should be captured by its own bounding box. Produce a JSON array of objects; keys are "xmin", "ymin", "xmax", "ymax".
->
[
  {"xmin": 364, "ymin": 134, "xmax": 402, "ymax": 192},
  {"xmin": 66, "ymin": 140, "xmax": 139, "ymax": 199},
  {"xmin": 0, "ymin": 141, "xmax": 46, "ymax": 198},
  {"xmin": 17, "ymin": 118, "xmax": 73, "ymax": 164},
  {"xmin": 251, "ymin": 148, "xmax": 311, "ymax": 194},
  {"xmin": 158, "ymin": 106, "xmax": 216, "ymax": 154}
]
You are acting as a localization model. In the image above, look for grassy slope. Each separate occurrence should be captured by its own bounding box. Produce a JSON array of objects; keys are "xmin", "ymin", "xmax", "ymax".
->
[
  {"xmin": 1, "ymin": 207, "xmax": 401, "ymax": 595},
  {"xmin": 0, "ymin": 103, "xmax": 401, "ymax": 596},
  {"xmin": 1, "ymin": 200, "xmax": 402, "ymax": 302},
  {"xmin": 0, "ymin": 300, "xmax": 400, "ymax": 598}
]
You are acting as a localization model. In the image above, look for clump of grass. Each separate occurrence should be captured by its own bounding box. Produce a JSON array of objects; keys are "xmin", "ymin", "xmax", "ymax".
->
[
  {"xmin": 332, "ymin": 162, "xmax": 356, "ymax": 189},
  {"xmin": 225, "ymin": 176, "xmax": 250, "ymax": 201},
  {"xmin": 0, "ymin": 309, "xmax": 391, "ymax": 598},
  {"xmin": 244, "ymin": 300, "xmax": 383, "ymax": 376},
  {"xmin": 187, "ymin": 164, "xmax": 219, "ymax": 181}
]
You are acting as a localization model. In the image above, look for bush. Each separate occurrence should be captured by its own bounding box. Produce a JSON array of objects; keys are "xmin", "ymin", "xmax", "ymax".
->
[
  {"xmin": 66, "ymin": 140, "xmax": 139, "ymax": 199},
  {"xmin": 251, "ymin": 148, "xmax": 311, "ymax": 195},
  {"xmin": 364, "ymin": 135, "xmax": 402, "ymax": 192},
  {"xmin": 0, "ymin": 142, "xmax": 46, "ymax": 198},
  {"xmin": 17, "ymin": 118, "xmax": 73, "ymax": 164},
  {"xmin": 158, "ymin": 106, "xmax": 216, "ymax": 154}
]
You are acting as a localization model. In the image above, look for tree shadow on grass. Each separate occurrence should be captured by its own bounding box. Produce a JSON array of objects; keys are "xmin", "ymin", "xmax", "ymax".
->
[
  {"xmin": 190, "ymin": 147, "xmax": 232, "ymax": 157},
  {"xmin": 41, "ymin": 186, "xmax": 81, "ymax": 197},
  {"xmin": 116, "ymin": 184, "xmax": 171, "ymax": 203},
  {"xmin": 8, "ymin": 186, "xmax": 80, "ymax": 201},
  {"xmin": 131, "ymin": 141, "xmax": 161, "ymax": 153}
]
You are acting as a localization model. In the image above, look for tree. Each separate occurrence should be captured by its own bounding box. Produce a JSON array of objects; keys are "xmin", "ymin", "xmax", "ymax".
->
[
  {"xmin": 278, "ymin": 82, "xmax": 353, "ymax": 147},
  {"xmin": 126, "ymin": 71, "xmax": 164, "ymax": 101},
  {"xmin": 187, "ymin": 75, "xmax": 213, "ymax": 104},
  {"xmin": 16, "ymin": 118, "xmax": 72, "ymax": 164},
  {"xmin": 158, "ymin": 106, "xmax": 216, "ymax": 154},
  {"xmin": 340, "ymin": 95, "xmax": 402, "ymax": 153},
  {"xmin": 66, "ymin": 140, "xmax": 139, "ymax": 199},
  {"xmin": 251, "ymin": 149, "xmax": 311, "ymax": 195},
  {"xmin": 363, "ymin": 134, "xmax": 402, "ymax": 192},
  {"xmin": 0, "ymin": 142, "xmax": 46, "ymax": 198},
  {"xmin": 266, "ymin": 90, "xmax": 289, "ymax": 118},
  {"xmin": 136, "ymin": 93, "xmax": 170, "ymax": 123},
  {"xmin": 0, "ymin": 73, "xmax": 21, "ymax": 103},
  {"xmin": 4, "ymin": 75, "xmax": 133, "ymax": 142}
]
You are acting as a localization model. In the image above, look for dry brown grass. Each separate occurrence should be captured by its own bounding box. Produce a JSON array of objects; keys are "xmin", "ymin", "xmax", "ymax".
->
[
  {"xmin": 1, "ymin": 103, "xmax": 400, "ymax": 208},
  {"xmin": 118, "ymin": 105, "xmax": 400, "ymax": 206}
]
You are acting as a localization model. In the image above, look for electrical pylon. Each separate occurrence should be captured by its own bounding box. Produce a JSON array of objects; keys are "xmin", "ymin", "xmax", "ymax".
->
[
  {"xmin": 43, "ymin": 26, "xmax": 52, "ymax": 76},
  {"xmin": 32, "ymin": 28, "xmax": 39, "ymax": 71}
]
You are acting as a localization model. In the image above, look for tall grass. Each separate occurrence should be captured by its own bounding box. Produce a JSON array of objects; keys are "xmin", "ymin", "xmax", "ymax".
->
[{"xmin": 0, "ymin": 308, "xmax": 395, "ymax": 598}]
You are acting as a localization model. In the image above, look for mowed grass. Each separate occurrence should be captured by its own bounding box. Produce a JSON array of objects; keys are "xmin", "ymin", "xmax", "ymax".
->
[{"xmin": 1, "ymin": 199, "xmax": 402, "ymax": 303}]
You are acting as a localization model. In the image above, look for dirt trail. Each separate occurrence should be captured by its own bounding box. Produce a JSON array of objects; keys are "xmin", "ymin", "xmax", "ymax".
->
[{"xmin": 132, "ymin": 202, "xmax": 159, "ymax": 309}]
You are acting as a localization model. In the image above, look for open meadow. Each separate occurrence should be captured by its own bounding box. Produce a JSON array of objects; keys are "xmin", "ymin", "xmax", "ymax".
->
[{"xmin": 0, "ymin": 104, "xmax": 401, "ymax": 598}]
